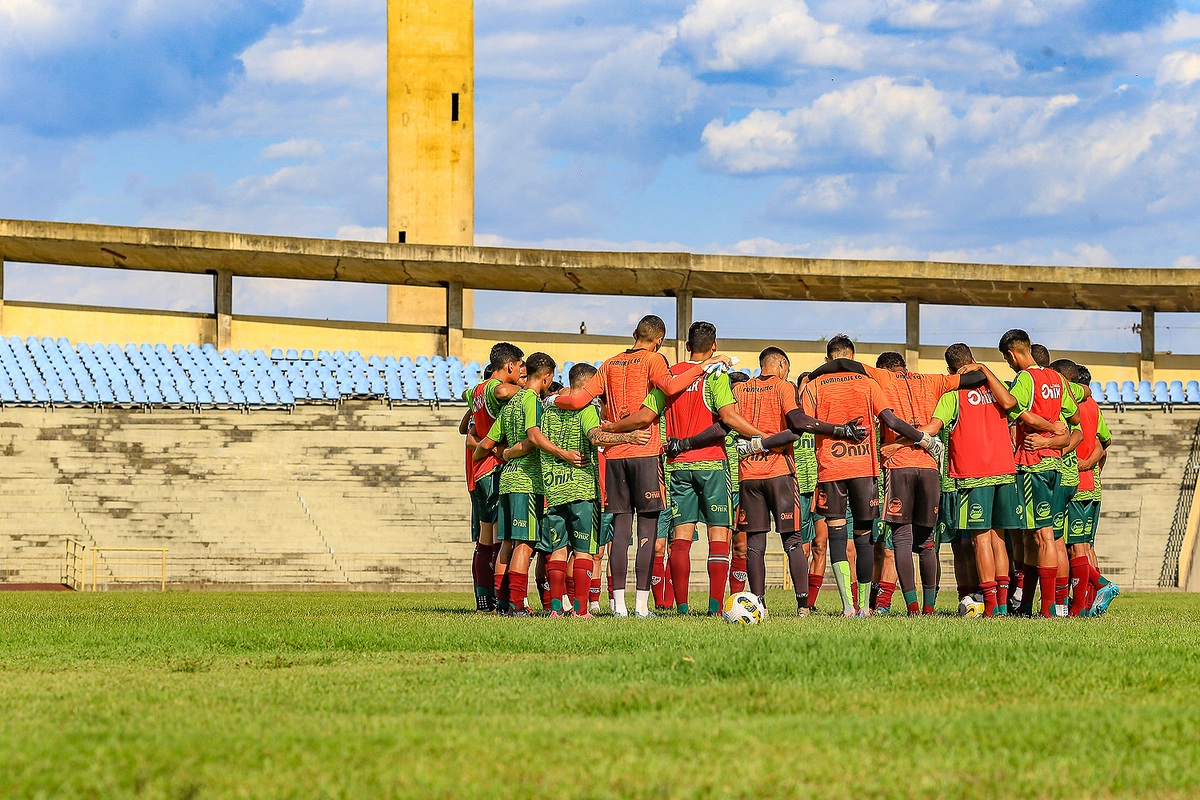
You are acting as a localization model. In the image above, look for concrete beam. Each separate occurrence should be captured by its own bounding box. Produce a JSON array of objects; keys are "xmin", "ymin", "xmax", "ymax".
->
[
  {"xmin": 5, "ymin": 219, "xmax": 1200, "ymax": 312},
  {"xmin": 214, "ymin": 270, "xmax": 233, "ymax": 351},
  {"xmin": 445, "ymin": 281, "xmax": 464, "ymax": 359},
  {"xmin": 1141, "ymin": 308, "xmax": 1156, "ymax": 383},
  {"xmin": 0, "ymin": 258, "xmax": 5, "ymax": 332},
  {"xmin": 905, "ymin": 299, "xmax": 920, "ymax": 368},
  {"xmin": 675, "ymin": 290, "xmax": 693, "ymax": 364}
]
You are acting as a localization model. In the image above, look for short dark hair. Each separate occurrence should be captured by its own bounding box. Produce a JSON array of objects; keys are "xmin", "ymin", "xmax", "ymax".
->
[
  {"xmin": 998, "ymin": 329, "xmax": 1030, "ymax": 355},
  {"xmin": 548, "ymin": 381, "xmax": 564, "ymax": 393},
  {"xmin": 1031, "ymin": 344, "xmax": 1050, "ymax": 367},
  {"xmin": 827, "ymin": 334, "xmax": 855, "ymax": 358},
  {"xmin": 489, "ymin": 342, "xmax": 524, "ymax": 371},
  {"xmin": 875, "ymin": 351, "xmax": 906, "ymax": 371},
  {"xmin": 634, "ymin": 315, "xmax": 666, "ymax": 342},
  {"xmin": 525, "ymin": 352, "xmax": 556, "ymax": 378},
  {"xmin": 944, "ymin": 343, "xmax": 974, "ymax": 373},
  {"xmin": 730, "ymin": 370, "xmax": 751, "ymax": 384},
  {"xmin": 1050, "ymin": 358, "xmax": 1080, "ymax": 383},
  {"xmin": 483, "ymin": 364, "xmax": 495, "ymax": 379},
  {"xmin": 687, "ymin": 321, "xmax": 717, "ymax": 354},
  {"xmin": 797, "ymin": 371, "xmax": 810, "ymax": 387},
  {"xmin": 1076, "ymin": 365, "xmax": 1093, "ymax": 385},
  {"xmin": 760, "ymin": 346, "xmax": 789, "ymax": 368},
  {"xmin": 569, "ymin": 362, "xmax": 597, "ymax": 388}
]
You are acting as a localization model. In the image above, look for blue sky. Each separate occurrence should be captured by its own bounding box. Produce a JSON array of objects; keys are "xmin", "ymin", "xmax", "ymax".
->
[{"xmin": 4, "ymin": 0, "xmax": 1200, "ymax": 354}]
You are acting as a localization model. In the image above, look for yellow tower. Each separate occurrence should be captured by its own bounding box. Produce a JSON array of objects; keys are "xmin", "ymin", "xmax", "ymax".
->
[{"xmin": 386, "ymin": 0, "xmax": 474, "ymax": 351}]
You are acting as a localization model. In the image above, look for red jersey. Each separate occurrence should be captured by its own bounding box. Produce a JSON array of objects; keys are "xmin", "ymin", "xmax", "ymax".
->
[
  {"xmin": 733, "ymin": 376, "xmax": 797, "ymax": 481},
  {"xmin": 800, "ymin": 372, "xmax": 889, "ymax": 481},
  {"xmin": 1076, "ymin": 396, "xmax": 1101, "ymax": 492},
  {"xmin": 469, "ymin": 380, "xmax": 503, "ymax": 482},
  {"xmin": 665, "ymin": 363, "xmax": 729, "ymax": 465},
  {"xmin": 948, "ymin": 386, "xmax": 1016, "ymax": 479},
  {"xmin": 1015, "ymin": 367, "xmax": 1065, "ymax": 468}
]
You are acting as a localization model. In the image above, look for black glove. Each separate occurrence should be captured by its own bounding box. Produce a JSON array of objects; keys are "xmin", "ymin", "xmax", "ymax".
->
[
  {"xmin": 665, "ymin": 437, "xmax": 686, "ymax": 459},
  {"xmin": 832, "ymin": 417, "xmax": 866, "ymax": 442}
]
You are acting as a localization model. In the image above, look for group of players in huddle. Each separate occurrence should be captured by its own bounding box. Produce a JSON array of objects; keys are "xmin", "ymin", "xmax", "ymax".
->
[{"xmin": 460, "ymin": 313, "xmax": 1121, "ymax": 620}]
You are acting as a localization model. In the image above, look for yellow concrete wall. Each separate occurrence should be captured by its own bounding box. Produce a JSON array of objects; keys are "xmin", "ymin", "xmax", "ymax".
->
[
  {"xmin": 386, "ymin": 0, "xmax": 474, "ymax": 328},
  {"xmin": 3, "ymin": 301, "xmax": 215, "ymax": 347}
]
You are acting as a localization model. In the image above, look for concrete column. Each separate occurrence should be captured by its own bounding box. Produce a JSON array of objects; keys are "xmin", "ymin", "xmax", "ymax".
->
[
  {"xmin": 674, "ymin": 290, "xmax": 693, "ymax": 364},
  {"xmin": 445, "ymin": 281, "xmax": 464, "ymax": 359},
  {"xmin": 1140, "ymin": 308, "xmax": 1155, "ymax": 384},
  {"xmin": 214, "ymin": 270, "xmax": 233, "ymax": 351},
  {"xmin": 905, "ymin": 299, "xmax": 920, "ymax": 369},
  {"xmin": 0, "ymin": 258, "xmax": 5, "ymax": 335}
]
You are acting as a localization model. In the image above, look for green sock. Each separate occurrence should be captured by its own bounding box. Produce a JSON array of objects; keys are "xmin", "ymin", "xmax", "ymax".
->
[
  {"xmin": 922, "ymin": 587, "xmax": 938, "ymax": 610},
  {"xmin": 709, "ymin": 597, "xmax": 721, "ymax": 615},
  {"xmin": 551, "ymin": 597, "xmax": 562, "ymax": 612},
  {"xmin": 857, "ymin": 582, "xmax": 871, "ymax": 612},
  {"xmin": 833, "ymin": 561, "xmax": 854, "ymax": 614},
  {"xmin": 677, "ymin": 603, "xmax": 689, "ymax": 616},
  {"xmin": 1098, "ymin": 576, "xmax": 1111, "ymax": 587},
  {"xmin": 902, "ymin": 589, "xmax": 918, "ymax": 608},
  {"xmin": 996, "ymin": 604, "xmax": 1008, "ymax": 615}
]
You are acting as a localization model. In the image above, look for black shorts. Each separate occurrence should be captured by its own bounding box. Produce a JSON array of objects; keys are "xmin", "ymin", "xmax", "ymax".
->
[
  {"xmin": 815, "ymin": 477, "xmax": 879, "ymax": 527},
  {"xmin": 604, "ymin": 455, "xmax": 666, "ymax": 515},
  {"xmin": 883, "ymin": 467, "xmax": 940, "ymax": 528},
  {"xmin": 736, "ymin": 475, "xmax": 801, "ymax": 534}
]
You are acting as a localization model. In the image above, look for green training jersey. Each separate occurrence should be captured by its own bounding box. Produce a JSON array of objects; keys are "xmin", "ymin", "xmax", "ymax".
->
[
  {"xmin": 540, "ymin": 403, "xmax": 601, "ymax": 507},
  {"xmin": 726, "ymin": 432, "xmax": 740, "ymax": 493},
  {"xmin": 487, "ymin": 388, "xmax": 544, "ymax": 494},
  {"xmin": 795, "ymin": 433, "xmax": 818, "ymax": 495},
  {"xmin": 643, "ymin": 371, "xmax": 733, "ymax": 473},
  {"xmin": 461, "ymin": 378, "xmax": 504, "ymax": 418},
  {"xmin": 1058, "ymin": 383, "xmax": 1087, "ymax": 488}
]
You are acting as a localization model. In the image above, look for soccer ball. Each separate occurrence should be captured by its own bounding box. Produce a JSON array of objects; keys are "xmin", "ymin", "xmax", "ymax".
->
[
  {"xmin": 722, "ymin": 592, "xmax": 764, "ymax": 625},
  {"xmin": 958, "ymin": 594, "xmax": 984, "ymax": 617}
]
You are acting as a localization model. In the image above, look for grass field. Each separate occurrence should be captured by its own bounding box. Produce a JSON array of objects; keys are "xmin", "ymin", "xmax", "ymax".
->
[{"xmin": 1, "ymin": 591, "xmax": 1198, "ymax": 799}]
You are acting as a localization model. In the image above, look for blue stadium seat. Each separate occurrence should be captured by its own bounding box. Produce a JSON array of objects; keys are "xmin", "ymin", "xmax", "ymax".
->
[
  {"xmin": 1138, "ymin": 381, "xmax": 1153, "ymax": 403},
  {"xmin": 271, "ymin": 348, "xmax": 284, "ymax": 360},
  {"xmin": 301, "ymin": 349, "xmax": 315, "ymax": 361},
  {"xmin": 1170, "ymin": 382, "xmax": 1185, "ymax": 404},
  {"xmin": 1104, "ymin": 381, "xmax": 1119, "ymax": 403},
  {"xmin": 1189, "ymin": 381, "xmax": 1200, "ymax": 404},
  {"xmin": 368, "ymin": 355, "xmax": 382, "ymax": 368},
  {"xmin": 286, "ymin": 349, "xmax": 299, "ymax": 361},
  {"xmin": 384, "ymin": 356, "xmax": 397, "ymax": 367}
]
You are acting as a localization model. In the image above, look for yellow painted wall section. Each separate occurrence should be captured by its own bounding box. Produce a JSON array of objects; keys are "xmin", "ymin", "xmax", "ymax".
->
[
  {"xmin": 386, "ymin": 0, "xmax": 474, "ymax": 328},
  {"xmin": 3, "ymin": 302, "xmax": 215, "ymax": 348}
]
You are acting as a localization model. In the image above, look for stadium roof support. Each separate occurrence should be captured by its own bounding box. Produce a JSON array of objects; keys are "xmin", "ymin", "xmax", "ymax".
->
[{"xmin": 0, "ymin": 218, "xmax": 1189, "ymax": 378}]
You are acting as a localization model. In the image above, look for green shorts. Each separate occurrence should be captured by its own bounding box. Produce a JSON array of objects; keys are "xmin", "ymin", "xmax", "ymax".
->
[
  {"xmin": 543, "ymin": 500, "xmax": 599, "ymax": 555},
  {"xmin": 1053, "ymin": 482, "xmax": 1077, "ymax": 540},
  {"xmin": 1016, "ymin": 469, "xmax": 1060, "ymax": 531},
  {"xmin": 657, "ymin": 506, "xmax": 673, "ymax": 540},
  {"xmin": 799, "ymin": 492, "xmax": 816, "ymax": 545},
  {"xmin": 1066, "ymin": 499, "xmax": 1100, "ymax": 546},
  {"xmin": 670, "ymin": 467, "xmax": 733, "ymax": 528},
  {"xmin": 956, "ymin": 481, "xmax": 1023, "ymax": 531},
  {"xmin": 599, "ymin": 512, "xmax": 615, "ymax": 548},
  {"xmin": 469, "ymin": 471, "xmax": 500, "ymax": 539},
  {"xmin": 871, "ymin": 518, "xmax": 893, "ymax": 550},
  {"xmin": 498, "ymin": 492, "xmax": 544, "ymax": 544},
  {"xmin": 936, "ymin": 490, "xmax": 964, "ymax": 544}
]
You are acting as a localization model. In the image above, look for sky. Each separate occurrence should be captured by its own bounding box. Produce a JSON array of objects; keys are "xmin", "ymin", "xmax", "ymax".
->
[{"xmin": 5, "ymin": 0, "xmax": 1200, "ymax": 354}]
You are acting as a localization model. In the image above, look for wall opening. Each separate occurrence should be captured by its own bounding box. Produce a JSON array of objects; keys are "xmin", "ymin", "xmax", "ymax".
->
[{"xmin": 451, "ymin": 93, "xmax": 460, "ymax": 122}]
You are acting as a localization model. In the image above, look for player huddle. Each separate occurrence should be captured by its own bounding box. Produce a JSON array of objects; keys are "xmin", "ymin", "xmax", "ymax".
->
[{"xmin": 460, "ymin": 315, "xmax": 1120, "ymax": 620}]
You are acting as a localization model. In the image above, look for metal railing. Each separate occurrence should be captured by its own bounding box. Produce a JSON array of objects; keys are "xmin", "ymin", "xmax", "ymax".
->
[
  {"xmin": 1161, "ymin": 418, "xmax": 1200, "ymax": 587},
  {"xmin": 64, "ymin": 539, "xmax": 87, "ymax": 590},
  {"xmin": 91, "ymin": 547, "xmax": 168, "ymax": 592}
]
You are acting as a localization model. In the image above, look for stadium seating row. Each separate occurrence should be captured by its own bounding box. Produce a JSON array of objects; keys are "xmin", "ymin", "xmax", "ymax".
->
[
  {"xmin": 0, "ymin": 335, "xmax": 1193, "ymax": 410},
  {"xmin": 0, "ymin": 336, "xmax": 608, "ymax": 409}
]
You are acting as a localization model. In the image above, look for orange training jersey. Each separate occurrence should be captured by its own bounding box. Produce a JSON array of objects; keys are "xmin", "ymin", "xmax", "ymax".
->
[
  {"xmin": 865, "ymin": 364, "xmax": 956, "ymax": 471},
  {"xmin": 581, "ymin": 347, "xmax": 672, "ymax": 460},
  {"xmin": 801, "ymin": 372, "xmax": 889, "ymax": 482},
  {"xmin": 733, "ymin": 375, "xmax": 798, "ymax": 481}
]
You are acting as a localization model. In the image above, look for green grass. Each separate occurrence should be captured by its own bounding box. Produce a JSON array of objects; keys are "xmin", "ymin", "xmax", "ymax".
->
[{"xmin": 1, "ymin": 591, "xmax": 1198, "ymax": 799}]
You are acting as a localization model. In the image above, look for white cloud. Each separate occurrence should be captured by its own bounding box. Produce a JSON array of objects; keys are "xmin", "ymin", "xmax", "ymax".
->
[
  {"xmin": 336, "ymin": 225, "xmax": 386, "ymax": 241},
  {"xmin": 1174, "ymin": 254, "xmax": 1200, "ymax": 268},
  {"xmin": 240, "ymin": 38, "xmax": 384, "ymax": 87},
  {"xmin": 873, "ymin": 0, "xmax": 1082, "ymax": 31},
  {"xmin": 1157, "ymin": 50, "xmax": 1200, "ymax": 86},
  {"xmin": 261, "ymin": 138, "xmax": 325, "ymax": 159},
  {"xmin": 776, "ymin": 174, "xmax": 857, "ymax": 211},
  {"xmin": 675, "ymin": 0, "xmax": 862, "ymax": 72}
]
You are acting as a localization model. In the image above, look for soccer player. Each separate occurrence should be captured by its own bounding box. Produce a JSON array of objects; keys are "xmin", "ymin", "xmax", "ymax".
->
[
  {"xmin": 1068, "ymin": 365, "xmax": 1120, "ymax": 615},
  {"xmin": 464, "ymin": 346, "xmax": 526, "ymax": 611},
  {"xmin": 728, "ymin": 370, "xmax": 752, "ymax": 594},
  {"xmin": 796, "ymin": 336, "xmax": 948, "ymax": 616},
  {"xmin": 919, "ymin": 343, "xmax": 1021, "ymax": 617},
  {"xmin": 998, "ymin": 329, "xmax": 1080, "ymax": 617},
  {"xmin": 475, "ymin": 353, "xmax": 581, "ymax": 616},
  {"xmin": 540, "ymin": 363, "xmax": 650, "ymax": 617},
  {"xmin": 794, "ymin": 375, "xmax": 823, "ymax": 608},
  {"xmin": 552, "ymin": 315, "xmax": 731, "ymax": 617}
]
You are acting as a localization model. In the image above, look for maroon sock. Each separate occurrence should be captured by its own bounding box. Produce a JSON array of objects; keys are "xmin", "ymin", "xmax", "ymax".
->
[
  {"xmin": 606, "ymin": 574, "xmax": 614, "ymax": 602},
  {"xmin": 669, "ymin": 538, "xmax": 692, "ymax": 610},
  {"xmin": 729, "ymin": 556, "xmax": 747, "ymax": 594},
  {"xmin": 651, "ymin": 556, "xmax": 668, "ymax": 609},
  {"xmin": 471, "ymin": 543, "xmax": 487, "ymax": 596},
  {"xmin": 1021, "ymin": 562, "xmax": 1039, "ymax": 614},
  {"xmin": 1055, "ymin": 575, "xmax": 1070, "ymax": 607},
  {"xmin": 980, "ymin": 580, "xmax": 998, "ymax": 617},
  {"xmin": 538, "ymin": 578, "xmax": 552, "ymax": 611},
  {"xmin": 876, "ymin": 581, "xmax": 896, "ymax": 612},
  {"xmin": 1038, "ymin": 566, "xmax": 1057, "ymax": 617},
  {"xmin": 708, "ymin": 540, "xmax": 730, "ymax": 613},
  {"xmin": 851, "ymin": 582, "xmax": 859, "ymax": 611},
  {"xmin": 1068, "ymin": 556, "xmax": 1090, "ymax": 617},
  {"xmin": 488, "ymin": 543, "xmax": 502, "ymax": 573},
  {"xmin": 996, "ymin": 575, "xmax": 1010, "ymax": 608},
  {"xmin": 590, "ymin": 574, "xmax": 601, "ymax": 605},
  {"xmin": 565, "ymin": 570, "xmax": 575, "ymax": 603},
  {"xmin": 908, "ymin": 600, "xmax": 921, "ymax": 615},
  {"xmin": 573, "ymin": 557, "xmax": 593, "ymax": 614},
  {"xmin": 508, "ymin": 572, "xmax": 529, "ymax": 611},
  {"xmin": 547, "ymin": 562, "xmax": 567, "ymax": 612},
  {"xmin": 807, "ymin": 574, "xmax": 822, "ymax": 609},
  {"xmin": 869, "ymin": 582, "xmax": 880, "ymax": 610},
  {"xmin": 494, "ymin": 568, "xmax": 507, "ymax": 601}
]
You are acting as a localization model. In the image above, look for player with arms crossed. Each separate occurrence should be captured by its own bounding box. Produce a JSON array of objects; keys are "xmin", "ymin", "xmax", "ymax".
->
[{"xmin": 551, "ymin": 315, "xmax": 731, "ymax": 617}]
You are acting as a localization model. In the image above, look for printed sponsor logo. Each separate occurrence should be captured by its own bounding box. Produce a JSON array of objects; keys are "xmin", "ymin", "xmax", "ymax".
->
[
  {"xmin": 1036, "ymin": 502, "xmax": 1052, "ymax": 518},
  {"xmin": 512, "ymin": 519, "xmax": 527, "ymax": 528},
  {"xmin": 644, "ymin": 491, "xmax": 661, "ymax": 500},
  {"xmin": 1040, "ymin": 382, "xmax": 1062, "ymax": 400},
  {"xmin": 780, "ymin": 512, "xmax": 794, "ymax": 521},
  {"xmin": 1071, "ymin": 519, "xmax": 1085, "ymax": 535},
  {"xmin": 831, "ymin": 441, "xmax": 872, "ymax": 458},
  {"xmin": 969, "ymin": 504, "xmax": 984, "ymax": 522},
  {"xmin": 710, "ymin": 503, "xmax": 728, "ymax": 513},
  {"xmin": 1016, "ymin": 505, "xmax": 1025, "ymax": 517},
  {"xmin": 816, "ymin": 491, "xmax": 828, "ymax": 506},
  {"xmin": 888, "ymin": 498, "xmax": 904, "ymax": 515},
  {"xmin": 966, "ymin": 388, "xmax": 997, "ymax": 406},
  {"xmin": 1053, "ymin": 513, "xmax": 1065, "ymax": 529}
]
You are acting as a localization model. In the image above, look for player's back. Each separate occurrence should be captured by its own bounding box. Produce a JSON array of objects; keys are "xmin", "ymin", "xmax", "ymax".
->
[
  {"xmin": 1015, "ymin": 366, "xmax": 1065, "ymax": 467},
  {"xmin": 497, "ymin": 387, "xmax": 544, "ymax": 494},
  {"xmin": 947, "ymin": 384, "xmax": 1015, "ymax": 479},
  {"xmin": 801, "ymin": 372, "xmax": 884, "ymax": 482},
  {"xmin": 599, "ymin": 348, "xmax": 669, "ymax": 460},
  {"xmin": 540, "ymin": 403, "xmax": 600, "ymax": 505},
  {"xmin": 665, "ymin": 362, "xmax": 727, "ymax": 464},
  {"xmin": 734, "ymin": 375, "xmax": 795, "ymax": 481},
  {"xmin": 470, "ymin": 379, "xmax": 504, "ymax": 478},
  {"xmin": 873, "ymin": 369, "xmax": 952, "ymax": 470}
]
